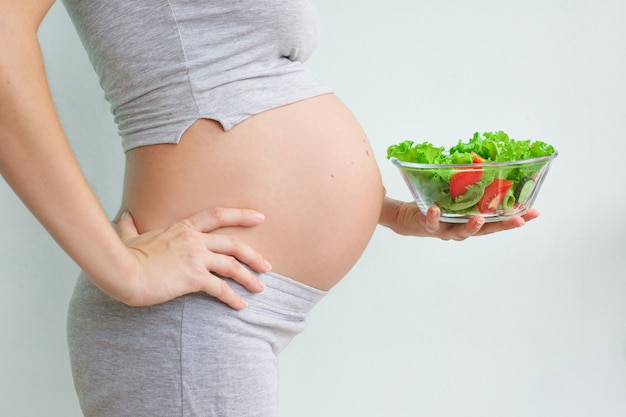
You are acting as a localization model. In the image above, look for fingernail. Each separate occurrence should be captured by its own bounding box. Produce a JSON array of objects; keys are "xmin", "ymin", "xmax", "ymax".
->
[
  {"xmin": 264, "ymin": 260, "xmax": 272, "ymax": 270},
  {"xmin": 253, "ymin": 211, "xmax": 265, "ymax": 221}
]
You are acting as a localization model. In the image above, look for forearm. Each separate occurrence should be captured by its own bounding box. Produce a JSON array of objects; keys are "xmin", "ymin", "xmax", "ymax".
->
[
  {"xmin": 378, "ymin": 193, "xmax": 403, "ymax": 232},
  {"xmin": 0, "ymin": 4, "xmax": 134, "ymax": 294}
]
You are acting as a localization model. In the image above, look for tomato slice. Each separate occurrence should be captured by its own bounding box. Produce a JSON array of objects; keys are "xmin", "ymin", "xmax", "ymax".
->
[
  {"xmin": 450, "ymin": 170, "xmax": 482, "ymax": 199},
  {"xmin": 478, "ymin": 179, "xmax": 514, "ymax": 213},
  {"xmin": 471, "ymin": 152, "xmax": 486, "ymax": 164},
  {"xmin": 449, "ymin": 153, "xmax": 485, "ymax": 199}
]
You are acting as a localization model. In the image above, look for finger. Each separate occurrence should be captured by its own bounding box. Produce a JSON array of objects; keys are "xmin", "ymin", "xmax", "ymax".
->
[
  {"xmin": 204, "ymin": 234, "xmax": 271, "ymax": 275},
  {"xmin": 116, "ymin": 211, "xmax": 139, "ymax": 240},
  {"xmin": 465, "ymin": 216, "xmax": 486, "ymax": 237},
  {"xmin": 477, "ymin": 216, "xmax": 525, "ymax": 235},
  {"xmin": 479, "ymin": 209, "xmax": 539, "ymax": 233},
  {"xmin": 521, "ymin": 208, "xmax": 541, "ymax": 222},
  {"xmin": 427, "ymin": 206, "xmax": 486, "ymax": 241},
  {"xmin": 206, "ymin": 253, "xmax": 267, "ymax": 294},
  {"xmin": 424, "ymin": 206, "xmax": 442, "ymax": 233},
  {"xmin": 183, "ymin": 208, "xmax": 265, "ymax": 233},
  {"xmin": 445, "ymin": 216, "xmax": 485, "ymax": 241},
  {"xmin": 202, "ymin": 276, "xmax": 249, "ymax": 310}
]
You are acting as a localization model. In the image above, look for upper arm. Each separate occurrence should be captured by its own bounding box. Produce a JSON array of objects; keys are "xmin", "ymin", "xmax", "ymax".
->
[
  {"xmin": 0, "ymin": 0, "xmax": 57, "ymax": 31},
  {"xmin": 0, "ymin": 0, "xmax": 65, "ymax": 161}
]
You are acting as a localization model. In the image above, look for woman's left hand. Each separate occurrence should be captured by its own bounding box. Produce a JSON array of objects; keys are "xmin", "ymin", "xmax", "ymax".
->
[{"xmin": 379, "ymin": 197, "xmax": 540, "ymax": 241}]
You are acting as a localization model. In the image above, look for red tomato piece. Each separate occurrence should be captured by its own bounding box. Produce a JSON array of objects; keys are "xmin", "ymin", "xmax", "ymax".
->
[
  {"xmin": 450, "ymin": 170, "xmax": 483, "ymax": 199},
  {"xmin": 449, "ymin": 154, "xmax": 485, "ymax": 199},
  {"xmin": 471, "ymin": 152, "xmax": 486, "ymax": 163},
  {"xmin": 478, "ymin": 179, "xmax": 514, "ymax": 213}
]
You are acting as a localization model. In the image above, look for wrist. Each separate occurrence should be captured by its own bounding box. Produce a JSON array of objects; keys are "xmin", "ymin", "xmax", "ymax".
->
[
  {"xmin": 378, "ymin": 196, "xmax": 402, "ymax": 230},
  {"xmin": 77, "ymin": 226, "xmax": 137, "ymax": 302}
]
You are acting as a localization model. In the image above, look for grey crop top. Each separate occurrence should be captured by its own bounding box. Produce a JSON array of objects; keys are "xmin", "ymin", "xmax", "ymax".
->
[{"xmin": 61, "ymin": 0, "xmax": 332, "ymax": 152}]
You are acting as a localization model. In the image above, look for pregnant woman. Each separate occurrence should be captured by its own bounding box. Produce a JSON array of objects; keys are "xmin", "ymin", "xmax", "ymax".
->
[{"xmin": 0, "ymin": 1, "xmax": 537, "ymax": 416}]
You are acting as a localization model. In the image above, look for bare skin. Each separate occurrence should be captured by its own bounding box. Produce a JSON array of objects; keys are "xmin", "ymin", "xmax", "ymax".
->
[
  {"xmin": 379, "ymin": 197, "xmax": 540, "ymax": 240},
  {"xmin": 1, "ymin": 0, "xmax": 538, "ymax": 310},
  {"xmin": 114, "ymin": 92, "xmax": 539, "ymax": 292},
  {"xmin": 0, "ymin": 0, "xmax": 270, "ymax": 310},
  {"xmin": 114, "ymin": 94, "xmax": 384, "ymax": 291}
]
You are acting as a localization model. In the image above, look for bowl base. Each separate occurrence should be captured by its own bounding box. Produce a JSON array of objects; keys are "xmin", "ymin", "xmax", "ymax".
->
[{"xmin": 436, "ymin": 209, "xmax": 530, "ymax": 223}]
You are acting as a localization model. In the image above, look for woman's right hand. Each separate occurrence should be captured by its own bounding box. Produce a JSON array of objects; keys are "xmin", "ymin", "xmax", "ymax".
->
[{"xmin": 112, "ymin": 208, "xmax": 271, "ymax": 310}]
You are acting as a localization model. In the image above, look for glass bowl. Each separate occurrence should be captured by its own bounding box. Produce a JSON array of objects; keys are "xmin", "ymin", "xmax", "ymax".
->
[{"xmin": 391, "ymin": 151, "xmax": 558, "ymax": 223}]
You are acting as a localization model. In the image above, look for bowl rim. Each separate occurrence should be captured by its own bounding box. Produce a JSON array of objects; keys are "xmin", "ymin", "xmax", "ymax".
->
[{"xmin": 390, "ymin": 150, "xmax": 558, "ymax": 169}]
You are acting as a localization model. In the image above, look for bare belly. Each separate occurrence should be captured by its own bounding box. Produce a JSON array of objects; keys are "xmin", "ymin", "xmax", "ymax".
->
[{"xmin": 115, "ymin": 94, "xmax": 383, "ymax": 290}]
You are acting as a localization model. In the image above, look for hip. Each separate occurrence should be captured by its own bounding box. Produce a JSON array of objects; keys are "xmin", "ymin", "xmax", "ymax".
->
[{"xmin": 67, "ymin": 269, "xmax": 327, "ymax": 416}]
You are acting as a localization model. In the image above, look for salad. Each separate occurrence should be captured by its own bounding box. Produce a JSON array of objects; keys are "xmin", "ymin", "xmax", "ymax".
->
[{"xmin": 387, "ymin": 131, "xmax": 556, "ymax": 217}]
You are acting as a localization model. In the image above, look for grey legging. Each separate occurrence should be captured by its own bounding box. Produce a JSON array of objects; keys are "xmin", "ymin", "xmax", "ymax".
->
[{"xmin": 67, "ymin": 268, "xmax": 326, "ymax": 417}]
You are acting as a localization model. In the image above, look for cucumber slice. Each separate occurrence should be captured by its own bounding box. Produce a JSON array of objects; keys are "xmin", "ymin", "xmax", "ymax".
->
[{"xmin": 514, "ymin": 177, "xmax": 536, "ymax": 203}]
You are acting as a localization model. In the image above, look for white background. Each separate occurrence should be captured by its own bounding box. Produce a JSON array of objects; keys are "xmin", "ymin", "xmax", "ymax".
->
[{"xmin": 1, "ymin": 1, "xmax": 625, "ymax": 416}]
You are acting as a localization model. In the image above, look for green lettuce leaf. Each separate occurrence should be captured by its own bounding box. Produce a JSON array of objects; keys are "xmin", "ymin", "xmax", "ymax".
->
[{"xmin": 387, "ymin": 131, "xmax": 555, "ymax": 164}]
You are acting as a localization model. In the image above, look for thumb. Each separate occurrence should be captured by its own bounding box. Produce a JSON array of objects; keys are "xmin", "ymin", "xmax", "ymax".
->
[{"xmin": 116, "ymin": 211, "xmax": 139, "ymax": 241}]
